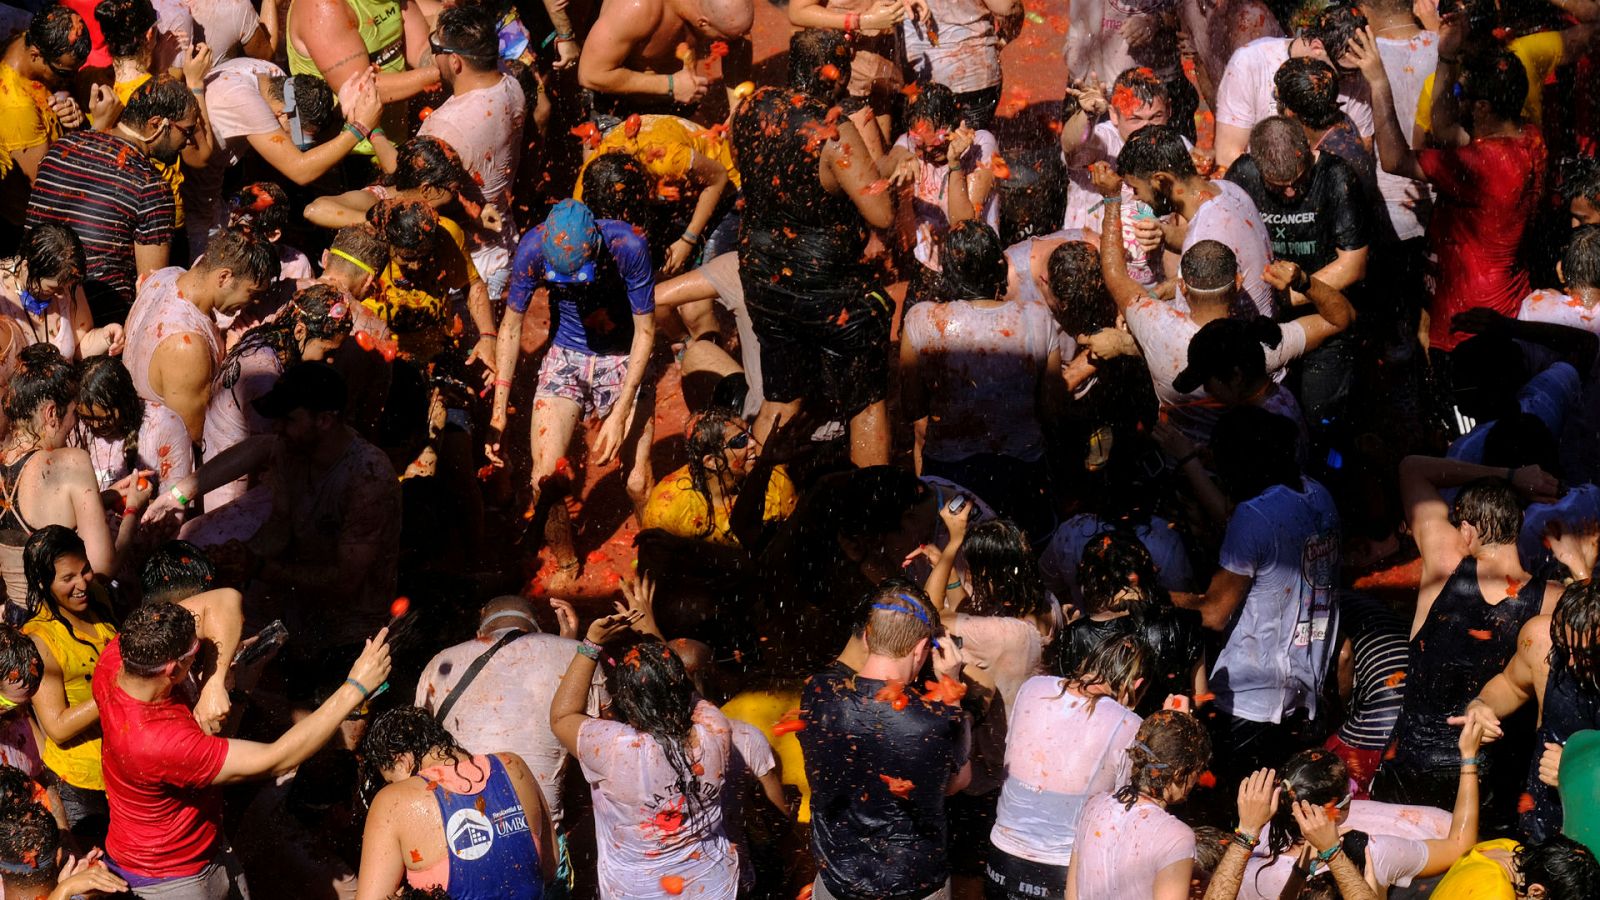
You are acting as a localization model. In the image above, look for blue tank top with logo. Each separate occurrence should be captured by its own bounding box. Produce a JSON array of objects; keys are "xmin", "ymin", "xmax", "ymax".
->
[{"xmin": 433, "ymin": 755, "xmax": 543, "ymax": 900}]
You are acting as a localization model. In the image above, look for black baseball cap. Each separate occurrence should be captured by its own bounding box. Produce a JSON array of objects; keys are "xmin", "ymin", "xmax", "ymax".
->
[
  {"xmin": 1171, "ymin": 318, "xmax": 1268, "ymax": 395},
  {"xmin": 252, "ymin": 362, "xmax": 348, "ymax": 419}
]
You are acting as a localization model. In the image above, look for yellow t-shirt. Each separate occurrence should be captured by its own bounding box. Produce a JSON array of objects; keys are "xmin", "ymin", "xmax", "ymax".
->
[
  {"xmin": 1429, "ymin": 838, "xmax": 1520, "ymax": 900},
  {"xmin": 0, "ymin": 63, "xmax": 60, "ymax": 158},
  {"xmin": 22, "ymin": 607, "xmax": 117, "ymax": 791},
  {"xmin": 639, "ymin": 464, "xmax": 796, "ymax": 547},
  {"xmin": 365, "ymin": 215, "xmax": 479, "ymax": 363},
  {"xmin": 722, "ymin": 688, "xmax": 811, "ymax": 823},
  {"xmin": 115, "ymin": 74, "xmax": 187, "ymax": 228},
  {"xmin": 1415, "ymin": 30, "xmax": 1564, "ymax": 131},
  {"xmin": 575, "ymin": 114, "xmax": 741, "ymax": 199}
]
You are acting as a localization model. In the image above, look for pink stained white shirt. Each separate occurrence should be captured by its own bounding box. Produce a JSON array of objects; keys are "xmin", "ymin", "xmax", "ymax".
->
[
  {"xmin": 123, "ymin": 266, "xmax": 223, "ymax": 409},
  {"xmin": 1520, "ymin": 288, "xmax": 1600, "ymax": 333},
  {"xmin": 577, "ymin": 700, "xmax": 739, "ymax": 899},
  {"xmin": 948, "ymin": 614, "xmax": 1044, "ymax": 795},
  {"xmin": 1184, "ymin": 179, "xmax": 1276, "ymax": 317},
  {"xmin": 81, "ymin": 400, "xmax": 193, "ymax": 491},
  {"xmin": 1062, "ymin": 119, "xmax": 1190, "ymax": 289},
  {"xmin": 1068, "ymin": 792, "xmax": 1195, "ymax": 898},
  {"xmin": 892, "ymin": 129, "xmax": 1002, "ymax": 271},
  {"xmin": 1237, "ymin": 833, "xmax": 1429, "ymax": 900},
  {"xmin": 1215, "ymin": 37, "xmax": 1375, "ymax": 140},
  {"xmin": 1374, "ymin": 32, "xmax": 1439, "ymax": 241},
  {"xmin": 991, "ymin": 679, "xmax": 1141, "ymax": 865},
  {"xmin": 418, "ymin": 74, "xmax": 526, "ymax": 293},
  {"xmin": 186, "ymin": 57, "xmax": 289, "ymax": 252},
  {"xmin": 901, "ymin": 0, "xmax": 1001, "ymax": 94},
  {"xmin": 202, "ymin": 342, "xmax": 280, "ymax": 507}
]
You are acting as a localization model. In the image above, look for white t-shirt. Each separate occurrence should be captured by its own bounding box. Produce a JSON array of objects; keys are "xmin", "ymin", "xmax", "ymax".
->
[
  {"xmin": 1068, "ymin": 792, "xmax": 1195, "ymax": 898},
  {"xmin": 1343, "ymin": 799, "xmax": 1453, "ymax": 841},
  {"xmin": 1062, "ymin": 119, "xmax": 1188, "ymax": 289},
  {"xmin": 1037, "ymin": 513, "xmax": 1193, "ymax": 609},
  {"xmin": 1520, "ymin": 288, "xmax": 1600, "ymax": 333},
  {"xmin": 992, "ymin": 680, "xmax": 1140, "ymax": 865},
  {"xmin": 901, "ymin": 0, "xmax": 1000, "ymax": 93},
  {"xmin": 415, "ymin": 630, "xmax": 605, "ymax": 827},
  {"xmin": 577, "ymin": 700, "xmax": 740, "ymax": 900},
  {"xmin": 1238, "ymin": 833, "xmax": 1428, "ymax": 900},
  {"xmin": 185, "ymin": 56, "xmax": 285, "ymax": 250},
  {"xmin": 1215, "ymin": 37, "xmax": 1375, "ymax": 139},
  {"xmin": 1121, "ymin": 294, "xmax": 1307, "ymax": 440},
  {"xmin": 901, "ymin": 298, "xmax": 1062, "ymax": 463},
  {"xmin": 1216, "ymin": 478, "xmax": 1341, "ymax": 724},
  {"xmin": 419, "ymin": 74, "xmax": 526, "ymax": 290},
  {"xmin": 892, "ymin": 129, "xmax": 1002, "ymax": 270},
  {"xmin": 1064, "ymin": 0, "xmax": 1183, "ymax": 82},
  {"xmin": 1375, "ymin": 33, "xmax": 1439, "ymax": 241},
  {"xmin": 1184, "ymin": 179, "xmax": 1276, "ymax": 316}
]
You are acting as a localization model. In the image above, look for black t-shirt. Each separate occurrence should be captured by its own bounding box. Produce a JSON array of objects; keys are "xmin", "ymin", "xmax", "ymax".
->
[
  {"xmin": 799, "ymin": 662, "xmax": 969, "ymax": 900},
  {"xmin": 1226, "ymin": 152, "xmax": 1369, "ymax": 275}
]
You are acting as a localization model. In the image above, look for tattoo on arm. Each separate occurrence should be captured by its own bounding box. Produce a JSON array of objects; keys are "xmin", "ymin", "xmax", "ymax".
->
[{"xmin": 325, "ymin": 49, "xmax": 367, "ymax": 72}]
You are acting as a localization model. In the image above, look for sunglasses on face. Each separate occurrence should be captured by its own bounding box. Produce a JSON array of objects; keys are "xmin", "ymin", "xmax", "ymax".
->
[{"xmin": 725, "ymin": 430, "xmax": 753, "ymax": 451}]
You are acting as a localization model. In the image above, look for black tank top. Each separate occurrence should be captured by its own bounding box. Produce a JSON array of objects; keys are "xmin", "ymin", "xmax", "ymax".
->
[
  {"xmin": 0, "ymin": 451, "xmax": 40, "ymax": 545},
  {"xmin": 1058, "ymin": 605, "xmax": 1206, "ymax": 717},
  {"xmin": 1390, "ymin": 556, "xmax": 1543, "ymax": 766},
  {"xmin": 732, "ymin": 87, "xmax": 872, "ymax": 306},
  {"xmin": 1522, "ymin": 645, "xmax": 1600, "ymax": 840}
]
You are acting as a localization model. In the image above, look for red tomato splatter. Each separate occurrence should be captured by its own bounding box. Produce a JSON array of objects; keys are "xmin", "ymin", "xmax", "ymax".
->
[
  {"xmin": 1467, "ymin": 629, "xmax": 1493, "ymax": 641},
  {"xmin": 1197, "ymin": 771, "xmax": 1217, "ymax": 788},
  {"xmin": 660, "ymin": 875, "xmax": 685, "ymax": 895},
  {"xmin": 879, "ymin": 774, "xmax": 915, "ymax": 797}
]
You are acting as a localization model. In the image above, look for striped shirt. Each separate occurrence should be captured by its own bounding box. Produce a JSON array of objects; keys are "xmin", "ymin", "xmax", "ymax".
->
[
  {"xmin": 1337, "ymin": 592, "xmax": 1411, "ymax": 751},
  {"xmin": 25, "ymin": 131, "xmax": 174, "ymax": 317}
]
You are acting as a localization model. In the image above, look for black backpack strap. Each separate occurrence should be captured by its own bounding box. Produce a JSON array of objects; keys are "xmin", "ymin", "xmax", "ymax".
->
[{"xmin": 431, "ymin": 629, "xmax": 523, "ymax": 723}]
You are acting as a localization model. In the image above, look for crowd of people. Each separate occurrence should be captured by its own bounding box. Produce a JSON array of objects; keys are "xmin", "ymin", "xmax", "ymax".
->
[{"xmin": 2, "ymin": 0, "xmax": 1600, "ymax": 897}]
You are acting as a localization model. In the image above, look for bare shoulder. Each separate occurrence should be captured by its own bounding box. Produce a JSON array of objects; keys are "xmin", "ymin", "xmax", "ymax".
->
[{"xmin": 595, "ymin": 0, "xmax": 661, "ymax": 35}]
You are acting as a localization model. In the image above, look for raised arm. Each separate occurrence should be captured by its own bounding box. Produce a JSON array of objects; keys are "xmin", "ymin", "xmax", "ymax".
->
[
  {"xmin": 828, "ymin": 118, "xmax": 895, "ymax": 229},
  {"xmin": 1427, "ymin": 14, "xmax": 1471, "ymax": 148},
  {"xmin": 1091, "ymin": 164, "xmax": 1151, "ymax": 312},
  {"xmin": 1348, "ymin": 26, "xmax": 1427, "ymax": 180},
  {"xmin": 294, "ymin": 0, "xmax": 439, "ymax": 101},
  {"xmin": 551, "ymin": 611, "xmax": 639, "ymax": 752},
  {"xmin": 245, "ymin": 69, "xmax": 381, "ymax": 186},
  {"xmin": 178, "ymin": 587, "xmax": 244, "ymax": 734}
]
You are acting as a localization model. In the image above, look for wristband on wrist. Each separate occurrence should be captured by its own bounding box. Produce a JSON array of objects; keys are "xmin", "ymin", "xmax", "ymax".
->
[
  {"xmin": 666, "ymin": 72, "xmax": 675, "ymax": 98},
  {"xmin": 1506, "ymin": 467, "xmax": 1517, "ymax": 484},
  {"xmin": 1293, "ymin": 269, "xmax": 1310, "ymax": 292},
  {"xmin": 1231, "ymin": 828, "xmax": 1260, "ymax": 849},
  {"xmin": 494, "ymin": 378, "xmax": 512, "ymax": 388},
  {"xmin": 576, "ymin": 639, "xmax": 602, "ymax": 660},
  {"xmin": 170, "ymin": 484, "xmax": 193, "ymax": 507},
  {"xmin": 189, "ymin": 86, "xmax": 205, "ymax": 96},
  {"xmin": 1175, "ymin": 451, "xmax": 1199, "ymax": 468},
  {"xmin": 480, "ymin": 331, "xmax": 497, "ymax": 338},
  {"xmin": 555, "ymin": 29, "xmax": 575, "ymax": 40},
  {"xmin": 844, "ymin": 12, "xmax": 858, "ymax": 32},
  {"xmin": 343, "ymin": 122, "xmax": 371, "ymax": 142},
  {"xmin": 681, "ymin": 229, "xmax": 702, "ymax": 246},
  {"xmin": 1316, "ymin": 841, "xmax": 1343, "ymax": 863},
  {"xmin": 1461, "ymin": 755, "xmax": 1485, "ymax": 767},
  {"xmin": 344, "ymin": 677, "xmax": 371, "ymax": 700},
  {"xmin": 371, "ymin": 126, "xmax": 386, "ymax": 139},
  {"xmin": 946, "ymin": 580, "xmax": 963, "ymax": 591}
]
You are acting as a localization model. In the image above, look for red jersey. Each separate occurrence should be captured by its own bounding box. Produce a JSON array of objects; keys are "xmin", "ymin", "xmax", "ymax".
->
[
  {"xmin": 93, "ymin": 638, "xmax": 230, "ymax": 880},
  {"xmin": 1420, "ymin": 123, "xmax": 1547, "ymax": 352}
]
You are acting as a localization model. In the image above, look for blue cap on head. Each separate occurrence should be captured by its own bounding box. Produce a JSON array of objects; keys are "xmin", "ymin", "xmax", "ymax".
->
[{"xmin": 542, "ymin": 199, "xmax": 601, "ymax": 284}]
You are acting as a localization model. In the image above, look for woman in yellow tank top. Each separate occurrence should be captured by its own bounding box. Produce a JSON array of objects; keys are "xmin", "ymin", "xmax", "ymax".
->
[{"xmin": 21, "ymin": 525, "xmax": 118, "ymax": 843}]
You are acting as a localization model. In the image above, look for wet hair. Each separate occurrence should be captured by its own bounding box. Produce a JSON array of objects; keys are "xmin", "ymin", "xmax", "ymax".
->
[
  {"xmin": 328, "ymin": 224, "xmax": 390, "ymax": 277},
  {"xmin": 228, "ymin": 182, "xmax": 294, "ymax": 237},
  {"xmin": 0, "ymin": 624, "xmax": 43, "ymax": 693},
  {"xmin": 601, "ymin": 637, "xmax": 711, "ymax": 818},
  {"xmin": 1114, "ymin": 710, "xmax": 1211, "ymax": 809},
  {"xmin": 1264, "ymin": 748, "xmax": 1347, "ymax": 860},
  {"xmin": 1300, "ymin": 2, "xmax": 1366, "ymax": 65},
  {"xmin": 1551, "ymin": 579, "xmax": 1600, "ymax": 693},
  {"xmin": 788, "ymin": 28, "xmax": 851, "ymax": 97},
  {"xmin": 1192, "ymin": 826, "xmax": 1231, "ymax": 875},
  {"xmin": 1078, "ymin": 530, "xmax": 1162, "ymax": 615},
  {"xmin": 1046, "ymin": 241, "xmax": 1117, "ymax": 335},
  {"xmin": 435, "ymin": 3, "xmax": 500, "ymax": 67},
  {"xmin": 359, "ymin": 706, "xmax": 476, "ymax": 796},
  {"xmin": 22, "ymin": 525, "xmax": 106, "ymax": 635},
  {"xmin": 1275, "ymin": 58, "xmax": 1343, "ymax": 130},
  {"xmin": 386, "ymin": 136, "xmax": 470, "ymax": 196},
  {"xmin": 0, "ymin": 763, "xmax": 47, "ymax": 809},
  {"xmin": 1180, "ymin": 240, "xmax": 1238, "ymax": 293},
  {"xmin": 368, "ymin": 199, "xmax": 442, "ymax": 253},
  {"xmin": 123, "ymin": 74, "xmax": 197, "ymax": 128},
  {"xmin": 939, "ymin": 220, "xmax": 1006, "ymax": 301},
  {"xmin": 1116, "ymin": 124, "xmax": 1196, "ymax": 180},
  {"xmin": 683, "ymin": 408, "xmax": 744, "ymax": 539},
  {"xmin": 963, "ymin": 519, "xmax": 1048, "ymax": 621},
  {"xmin": 263, "ymin": 74, "xmax": 338, "ymax": 137},
  {"xmin": 139, "ymin": 541, "xmax": 217, "ymax": 604},
  {"xmin": 1557, "ymin": 156, "xmax": 1600, "ymax": 208},
  {"xmin": 219, "ymin": 283, "xmax": 353, "ymax": 392},
  {"xmin": 1249, "ymin": 116, "xmax": 1311, "ymax": 187},
  {"xmin": 1448, "ymin": 478, "xmax": 1523, "ymax": 546},
  {"xmin": 197, "ymin": 227, "xmax": 280, "ymax": 287},
  {"xmin": 76, "ymin": 354, "xmax": 145, "ymax": 474},
  {"xmin": 1212, "ymin": 406, "xmax": 1303, "ymax": 500},
  {"xmin": 906, "ymin": 82, "xmax": 962, "ymax": 132},
  {"xmin": 1565, "ymin": 225, "xmax": 1600, "ymax": 290},
  {"xmin": 1516, "ymin": 834, "xmax": 1600, "ymax": 899},
  {"xmin": 0, "ymin": 801, "xmax": 59, "ymax": 887},
  {"xmin": 94, "ymin": 0, "xmax": 155, "ymax": 60},
  {"xmin": 862, "ymin": 580, "xmax": 936, "ymax": 657},
  {"xmin": 1462, "ymin": 50, "xmax": 1530, "ymax": 122},
  {"xmin": 5, "ymin": 343, "xmax": 78, "ymax": 427},
  {"xmin": 17, "ymin": 224, "xmax": 85, "ymax": 288},
  {"xmin": 1109, "ymin": 66, "xmax": 1168, "ymax": 114},
  {"xmin": 580, "ymin": 152, "xmax": 652, "ymax": 223},
  {"xmin": 119, "ymin": 600, "xmax": 197, "ymax": 676},
  {"xmin": 27, "ymin": 4, "xmax": 90, "ymax": 67},
  {"xmin": 1057, "ymin": 632, "xmax": 1151, "ymax": 710}
]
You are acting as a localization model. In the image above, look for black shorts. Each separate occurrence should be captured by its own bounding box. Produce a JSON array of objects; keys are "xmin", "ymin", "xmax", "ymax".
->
[
  {"xmin": 748, "ymin": 286, "xmax": 893, "ymax": 418},
  {"xmin": 984, "ymin": 848, "xmax": 1066, "ymax": 900}
]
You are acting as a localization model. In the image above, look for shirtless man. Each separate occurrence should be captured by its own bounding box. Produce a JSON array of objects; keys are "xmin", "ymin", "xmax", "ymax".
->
[
  {"xmin": 579, "ymin": 0, "xmax": 755, "ymax": 121},
  {"xmin": 284, "ymin": 0, "xmax": 438, "ymax": 145},
  {"xmin": 123, "ymin": 228, "xmax": 280, "ymax": 442}
]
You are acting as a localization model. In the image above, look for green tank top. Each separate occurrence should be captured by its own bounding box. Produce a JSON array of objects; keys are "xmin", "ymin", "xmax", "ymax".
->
[{"xmin": 287, "ymin": 0, "xmax": 407, "ymax": 77}]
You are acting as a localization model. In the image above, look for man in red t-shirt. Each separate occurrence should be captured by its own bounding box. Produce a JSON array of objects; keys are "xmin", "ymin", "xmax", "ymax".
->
[
  {"xmin": 1349, "ymin": 22, "xmax": 1546, "ymax": 407},
  {"xmin": 93, "ymin": 601, "xmax": 390, "ymax": 900}
]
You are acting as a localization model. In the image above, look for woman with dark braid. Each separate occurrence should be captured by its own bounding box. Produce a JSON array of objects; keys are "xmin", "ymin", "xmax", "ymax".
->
[
  {"xmin": 551, "ymin": 610, "xmax": 738, "ymax": 899},
  {"xmin": 1066, "ymin": 709, "xmax": 1211, "ymax": 900},
  {"xmin": 202, "ymin": 283, "xmax": 353, "ymax": 509},
  {"xmin": 356, "ymin": 706, "xmax": 555, "ymax": 900}
]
